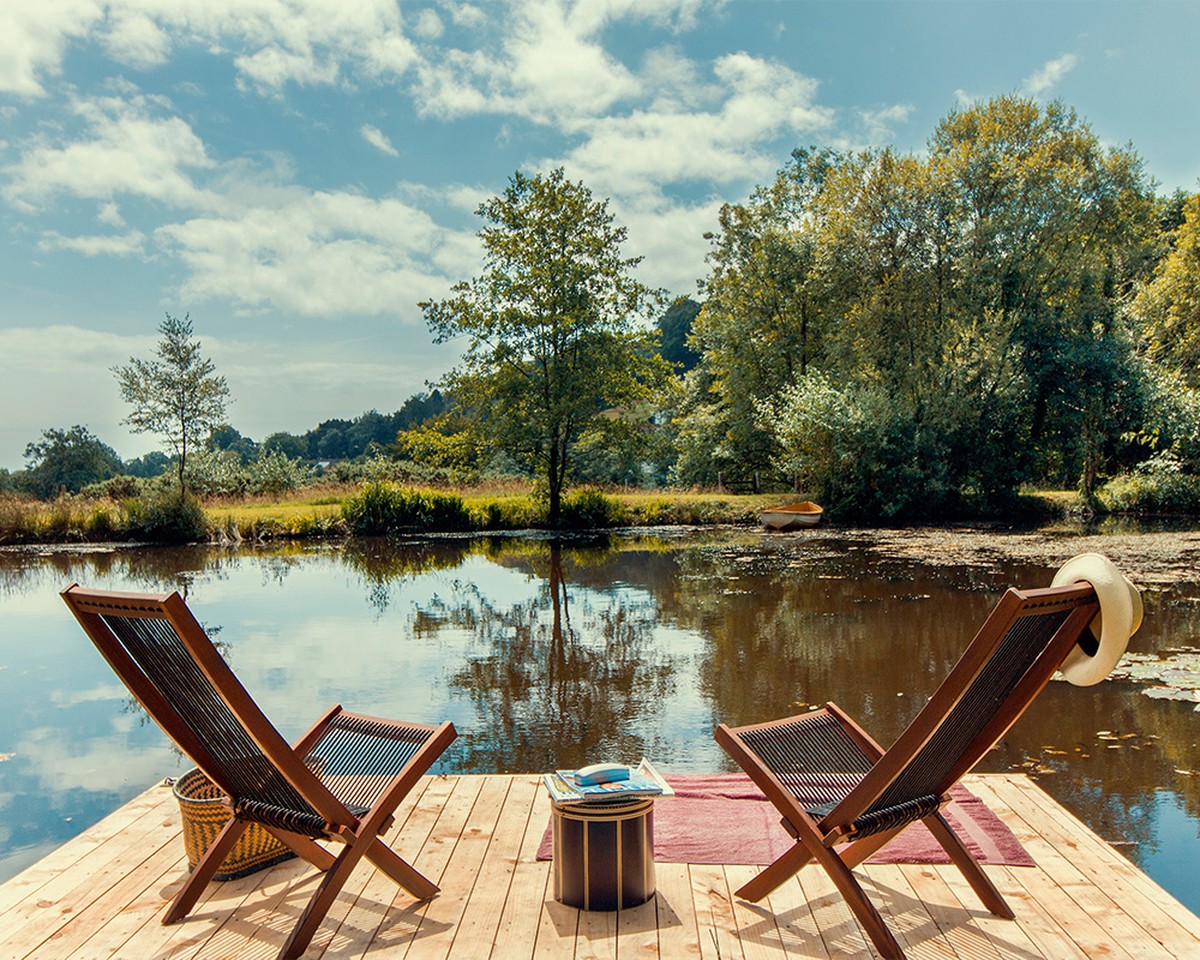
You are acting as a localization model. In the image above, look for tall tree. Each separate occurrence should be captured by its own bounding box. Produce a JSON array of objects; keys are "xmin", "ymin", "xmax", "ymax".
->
[
  {"xmin": 656, "ymin": 296, "xmax": 702, "ymax": 373},
  {"xmin": 685, "ymin": 97, "xmax": 1156, "ymax": 512},
  {"xmin": 21, "ymin": 425, "xmax": 122, "ymax": 498},
  {"xmin": 679, "ymin": 148, "xmax": 839, "ymax": 483},
  {"xmin": 1135, "ymin": 193, "xmax": 1200, "ymax": 387},
  {"xmin": 113, "ymin": 313, "xmax": 230, "ymax": 496},
  {"xmin": 421, "ymin": 169, "xmax": 669, "ymax": 523}
]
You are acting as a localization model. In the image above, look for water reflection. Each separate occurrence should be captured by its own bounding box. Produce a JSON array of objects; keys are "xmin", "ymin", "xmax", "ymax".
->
[{"xmin": 0, "ymin": 529, "xmax": 1198, "ymax": 916}]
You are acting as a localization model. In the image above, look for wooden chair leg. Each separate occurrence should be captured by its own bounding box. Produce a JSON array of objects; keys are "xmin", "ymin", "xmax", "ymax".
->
[
  {"xmin": 264, "ymin": 826, "xmax": 338, "ymax": 871},
  {"xmin": 925, "ymin": 811, "xmax": 1014, "ymax": 918},
  {"xmin": 164, "ymin": 817, "xmax": 250, "ymax": 924},
  {"xmin": 734, "ymin": 841, "xmax": 814, "ymax": 901},
  {"xmin": 277, "ymin": 844, "xmax": 368, "ymax": 960},
  {"xmin": 811, "ymin": 843, "xmax": 907, "ymax": 960},
  {"xmin": 839, "ymin": 825, "xmax": 905, "ymax": 869},
  {"xmin": 366, "ymin": 837, "xmax": 439, "ymax": 900}
]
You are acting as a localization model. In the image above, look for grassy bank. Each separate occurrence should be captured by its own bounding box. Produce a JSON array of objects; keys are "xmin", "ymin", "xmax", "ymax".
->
[
  {"xmin": 1, "ymin": 480, "xmax": 1106, "ymax": 547},
  {"xmin": 0, "ymin": 484, "xmax": 790, "ymax": 545}
]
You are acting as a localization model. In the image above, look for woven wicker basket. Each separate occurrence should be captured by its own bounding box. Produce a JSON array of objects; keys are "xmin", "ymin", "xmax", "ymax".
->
[{"xmin": 172, "ymin": 768, "xmax": 296, "ymax": 881}]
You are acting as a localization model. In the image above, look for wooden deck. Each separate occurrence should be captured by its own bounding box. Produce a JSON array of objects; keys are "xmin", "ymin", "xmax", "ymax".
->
[{"xmin": 2, "ymin": 773, "xmax": 1198, "ymax": 960}]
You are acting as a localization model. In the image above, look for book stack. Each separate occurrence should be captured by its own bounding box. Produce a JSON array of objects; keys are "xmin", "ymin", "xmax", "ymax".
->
[{"xmin": 542, "ymin": 758, "xmax": 674, "ymax": 805}]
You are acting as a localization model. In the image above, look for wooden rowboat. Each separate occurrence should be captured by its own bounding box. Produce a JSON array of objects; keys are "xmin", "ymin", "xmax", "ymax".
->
[{"xmin": 760, "ymin": 500, "xmax": 823, "ymax": 530}]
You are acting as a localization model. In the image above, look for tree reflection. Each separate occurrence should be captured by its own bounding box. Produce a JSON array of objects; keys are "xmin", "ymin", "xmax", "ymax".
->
[
  {"xmin": 420, "ymin": 541, "xmax": 678, "ymax": 773},
  {"xmin": 339, "ymin": 537, "xmax": 475, "ymax": 613}
]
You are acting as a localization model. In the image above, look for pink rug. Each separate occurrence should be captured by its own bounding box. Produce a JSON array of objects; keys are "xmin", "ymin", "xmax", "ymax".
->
[{"xmin": 536, "ymin": 774, "xmax": 1034, "ymax": 867}]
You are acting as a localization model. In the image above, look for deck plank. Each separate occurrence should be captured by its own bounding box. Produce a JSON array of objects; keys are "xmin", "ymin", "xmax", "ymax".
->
[
  {"xmin": 796, "ymin": 864, "xmax": 880, "ymax": 958},
  {"xmin": 650, "ymin": 862, "xmax": 701, "ymax": 960},
  {"xmin": 990, "ymin": 774, "xmax": 1200, "ymax": 948},
  {"xmin": 0, "ymin": 781, "xmax": 172, "ymax": 920},
  {"xmin": 860, "ymin": 863, "xmax": 958, "ymax": 960},
  {"xmin": 444, "ymin": 776, "xmax": 539, "ymax": 960},
  {"xmin": 305, "ymin": 775, "xmax": 434, "ymax": 960},
  {"xmin": 974, "ymin": 777, "xmax": 1181, "ymax": 960},
  {"xmin": 406, "ymin": 775, "xmax": 511, "ymax": 960},
  {"xmin": 0, "ymin": 790, "xmax": 181, "ymax": 958},
  {"xmin": 0, "ymin": 774, "xmax": 1197, "ymax": 960},
  {"xmin": 725, "ymin": 864, "xmax": 791, "ymax": 960}
]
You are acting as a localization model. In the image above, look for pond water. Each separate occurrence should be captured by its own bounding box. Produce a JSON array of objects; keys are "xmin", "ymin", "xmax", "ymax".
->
[{"xmin": 1, "ymin": 527, "xmax": 1198, "ymax": 914}]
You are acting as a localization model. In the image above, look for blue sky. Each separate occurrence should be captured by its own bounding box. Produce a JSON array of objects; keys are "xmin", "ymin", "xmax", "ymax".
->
[{"xmin": 2, "ymin": 0, "xmax": 1198, "ymax": 470}]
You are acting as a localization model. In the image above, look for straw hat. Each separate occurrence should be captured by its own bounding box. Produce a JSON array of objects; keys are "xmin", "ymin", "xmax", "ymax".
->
[{"xmin": 1050, "ymin": 553, "xmax": 1143, "ymax": 686}]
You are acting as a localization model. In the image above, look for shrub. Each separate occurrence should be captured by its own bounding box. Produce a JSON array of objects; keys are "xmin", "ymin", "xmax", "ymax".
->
[
  {"xmin": 183, "ymin": 449, "xmax": 247, "ymax": 497},
  {"xmin": 247, "ymin": 450, "xmax": 311, "ymax": 496},
  {"xmin": 83, "ymin": 504, "xmax": 120, "ymax": 540},
  {"xmin": 556, "ymin": 488, "xmax": 623, "ymax": 529},
  {"xmin": 328, "ymin": 454, "xmax": 457, "ymax": 487},
  {"xmin": 1097, "ymin": 454, "xmax": 1200, "ymax": 515},
  {"xmin": 342, "ymin": 482, "xmax": 471, "ymax": 536},
  {"xmin": 473, "ymin": 497, "xmax": 540, "ymax": 530},
  {"xmin": 125, "ymin": 490, "xmax": 207, "ymax": 543},
  {"xmin": 80, "ymin": 474, "xmax": 146, "ymax": 500}
]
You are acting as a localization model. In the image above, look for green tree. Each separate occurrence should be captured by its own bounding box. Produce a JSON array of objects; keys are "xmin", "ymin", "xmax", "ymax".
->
[
  {"xmin": 21, "ymin": 425, "xmax": 122, "ymax": 498},
  {"xmin": 421, "ymin": 168, "xmax": 670, "ymax": 524},
  {"xmin": 679, "ymin": 148, "xmax": 839, "ymax": 484},
  {"xmin": 262, "ymin": 431, "xmax": 309, "ymax": 461},
  {"xmin": 1135, "ymin": 193, "xmax": 1200, "ymax": 387},
  {"xmin": 656, "ymin": 296, "xmax": 702, "ymax": 373},
  {"xmin": 113, "ymin": 313, "xmax": 230, "ymax": 496},
  {"xmin": 123, "ymin": 450, "xmax": 170, "ymax": 478},
  {"xmin": 927, "ymin": 97, "xmax": 1157, "ymax": 492},
  {"xmin": 207, "ymin": 424, "xmax": 258, "ymax": 464},
  {"xmin": 689, "ymin": 99, "xmax": 1156, "ymax": 511}
]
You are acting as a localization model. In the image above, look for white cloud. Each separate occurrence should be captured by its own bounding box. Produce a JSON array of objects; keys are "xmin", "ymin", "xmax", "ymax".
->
[
  {"xmin": 38, "ymin": 229, "xmax": 146, "ymax": 256},
  {"xmin": 96, "ymin": 201, "xmax": 125, "ymax": 227},
  {"xmin": 0, "ymin": 324, "xmax": 146, "ymax": 463},
  {"xmin": 0, "ymin": 0, "xmax": 420, "ymax": 97},
  {"xmin": 100, "ymin": 9, "xmax": 172, "ymax": 69},
  {"xmin": 0, "ymin": 325, "xmax": 143, "ymax": 379},
  {"xmin": 412, "ymin": 8, "xmax": 444, "ymax": 40},
  {"xmin": 360, "ymin": 123, "xmax": 399, "ymax": 156},
  {"xmin": 0, "ymin": 0, "xmax": 104, "ymax": 96},
  {"xmin": 1022, "ymin": 53, "xmax": 1079, "ymax": 96},
  {"xmin": 155, "ymin": 190, "xmax": 474, "ymax": 317},
  {"xmin": 559, "ymin": 53, "xmax": 832, "ymax": 197},
  {"xmin": 617, "ymin": 196, "xmax": 722, "ymax": 296},
  {"xmin": 505, "ymin": 0, "xmax": 640, "ymax": 121},
  {"xmin": 3, "ymin": 94, "xmax": 213, "ymax": 210},
  {"xmin": 859, "ymin": 103, "xmax": 914, "ymax": 144},
  {"xmin": 2, "ymin": 85, "xmax": 477, "ymax": 323},
  {"xmin": 414, "ymin": 0, "xmax": 712, "ymax": 125}
]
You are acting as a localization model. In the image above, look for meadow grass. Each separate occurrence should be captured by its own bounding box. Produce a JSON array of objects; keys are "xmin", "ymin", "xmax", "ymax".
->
[{"xmin": 1, "ymin": 483, "xmax": 1076, "ymax": 545}]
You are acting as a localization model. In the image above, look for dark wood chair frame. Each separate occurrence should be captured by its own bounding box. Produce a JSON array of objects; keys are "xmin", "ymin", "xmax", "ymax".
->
[
  {"xmin": 62, "ymin": 584, "xmax": 457, "ymax": 960},
  {"xmin": 715, "ymin": 583, "xmax": 1099, "ymax": 960}
]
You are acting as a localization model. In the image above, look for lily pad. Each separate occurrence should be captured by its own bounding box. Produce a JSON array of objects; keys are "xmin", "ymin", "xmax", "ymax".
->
[{"xmin": 1103, "ymin": 651, "xmax": 1200, "ymax": 708}]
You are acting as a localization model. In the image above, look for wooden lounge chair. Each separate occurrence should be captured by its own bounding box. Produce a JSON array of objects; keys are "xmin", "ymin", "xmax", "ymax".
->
[
  {"xmin": 715, "ymin": 581, "xmax": 1107, "ymax": 959},
  {"xmin": 61, "ymin": 585, "xmax": 457, "ymax": 960}
]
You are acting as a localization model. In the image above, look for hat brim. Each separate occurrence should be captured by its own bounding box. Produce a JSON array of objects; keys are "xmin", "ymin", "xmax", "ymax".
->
[{"xmin": 1050, "ymin": 553, "xmax": 1141, "ymax": 686}]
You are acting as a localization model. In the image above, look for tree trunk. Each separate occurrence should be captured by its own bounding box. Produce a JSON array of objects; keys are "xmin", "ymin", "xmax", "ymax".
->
[
  {"xmin": 178, "ymin": 438, "xmax": 188, "ymax": 497},
  {"xmin": 547, "ymin": 444, "xmax": 562, "ymax": 526}
]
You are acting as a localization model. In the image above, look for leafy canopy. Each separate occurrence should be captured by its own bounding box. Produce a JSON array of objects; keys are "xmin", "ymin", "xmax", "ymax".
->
[
  {"xmin": 21, "ymin": 424, "xmax": 122, "ymax": 498},
  {"xmin": 113, "ymin": 313, "xmax": 229, "ymax": 495},
  {"xmin": 678, "ymin": 96, "xmax": 1158, "ymax": 511},
  {"xmin": 421, "ymin": 168, "xmax": 669, "ymax": 522}
]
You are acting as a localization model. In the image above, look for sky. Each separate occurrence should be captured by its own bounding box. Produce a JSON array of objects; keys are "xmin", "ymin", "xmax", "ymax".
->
[{"xmin": 2, "ymin": 0, "xmax": 1198, "ymax": 470}]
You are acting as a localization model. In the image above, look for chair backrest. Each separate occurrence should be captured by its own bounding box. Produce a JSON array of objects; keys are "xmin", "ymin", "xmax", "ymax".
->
[
  {"xmin": 61, "ymin": 585, "xmax": 351, "ymax": 830},
  {"xmin": 824, "ymin": 582, "xmax": 1098, "ymax": 832}
]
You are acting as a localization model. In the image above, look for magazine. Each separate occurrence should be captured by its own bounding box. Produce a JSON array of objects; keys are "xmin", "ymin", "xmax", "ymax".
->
[{"xmin": 542, "ymin": 758, "xmax": 675, "ymax": 804}]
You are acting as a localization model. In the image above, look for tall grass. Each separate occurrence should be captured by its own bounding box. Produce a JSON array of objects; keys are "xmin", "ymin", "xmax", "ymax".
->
[{"xmin": 2, "ymin": 483, "xmax": 797, "ymax": 546}]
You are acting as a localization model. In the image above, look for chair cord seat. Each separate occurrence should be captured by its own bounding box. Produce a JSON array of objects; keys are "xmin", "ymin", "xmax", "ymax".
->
[
  {"xmin": 234, "ymin": 798, "xmax": 331, "ymax": 837},
  {"xmin": 846, "ymin": 794, "xmax": 942, "ymax": 839}
]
